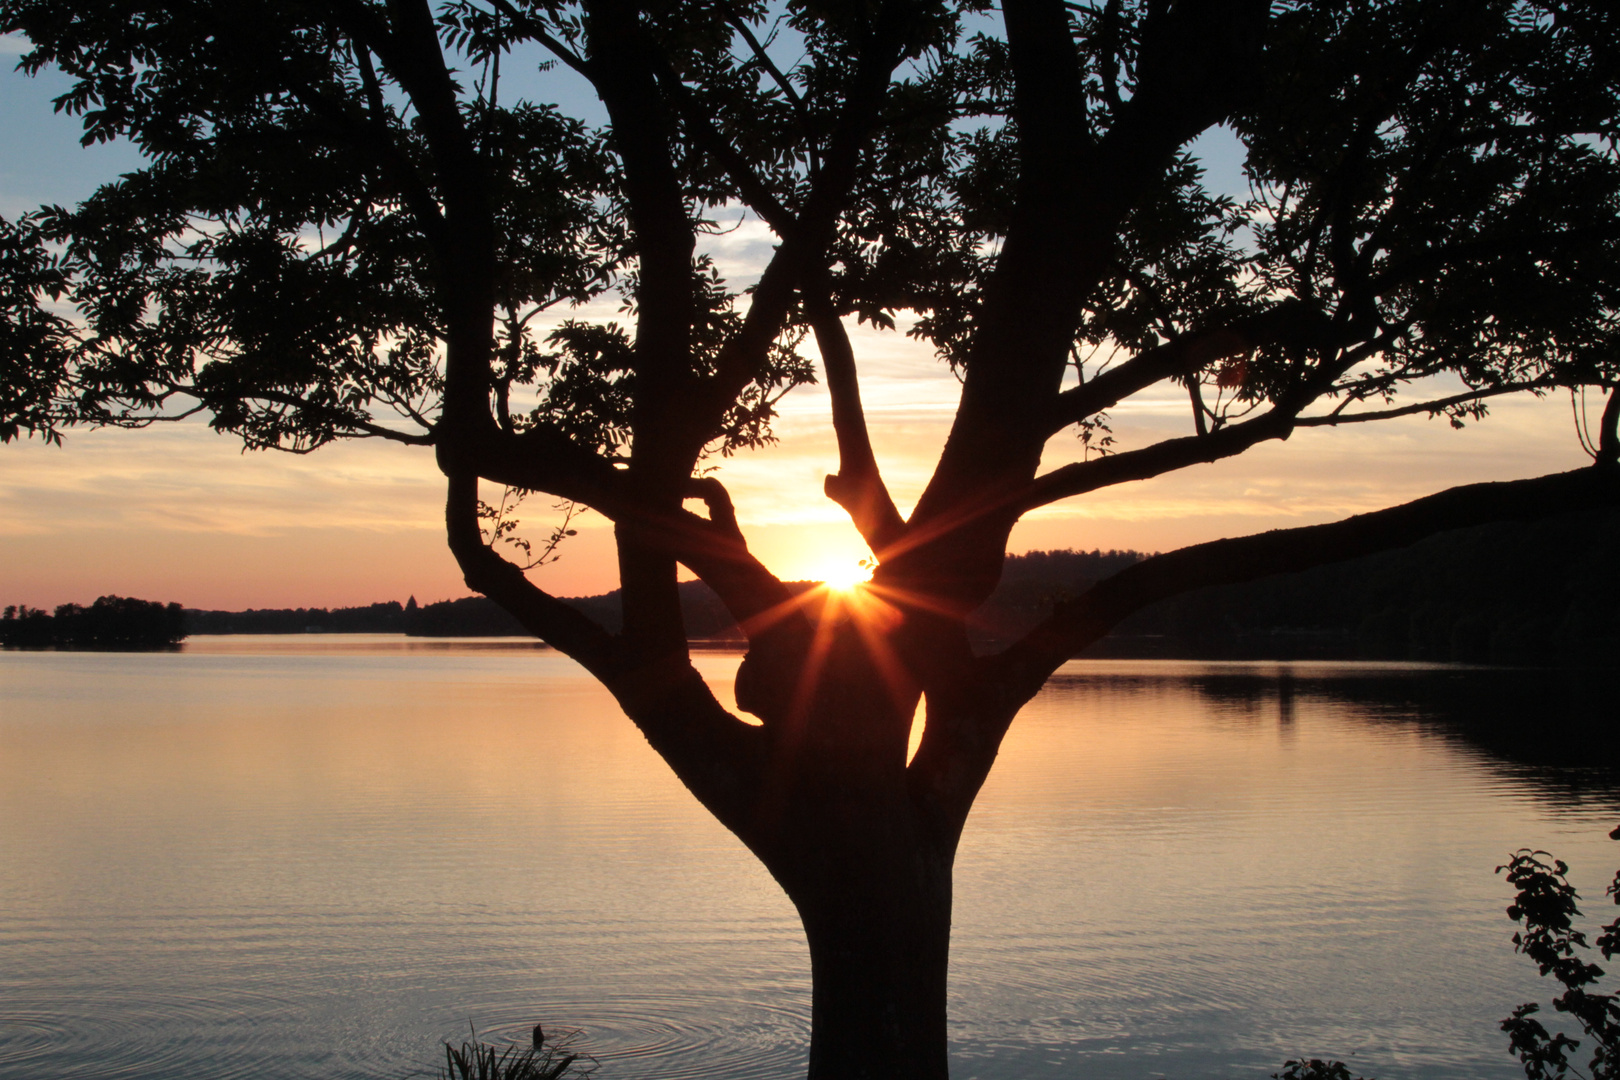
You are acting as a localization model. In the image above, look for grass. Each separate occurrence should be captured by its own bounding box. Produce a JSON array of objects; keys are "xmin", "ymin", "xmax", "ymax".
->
[{"xmin": 437, "ymin": 1023, "xmax": 594, "ymax": 1080}]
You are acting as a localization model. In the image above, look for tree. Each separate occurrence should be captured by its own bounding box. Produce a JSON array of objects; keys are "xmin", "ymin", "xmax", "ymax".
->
[{"xmin": 1, "ymin": 0, "xmax": 1617, "ymax": 1076}]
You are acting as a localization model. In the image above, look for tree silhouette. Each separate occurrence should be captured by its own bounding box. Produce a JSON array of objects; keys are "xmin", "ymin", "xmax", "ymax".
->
[{"xmin": 2, "ymin": 1, "xmax": 1618, "ymax": 1076}]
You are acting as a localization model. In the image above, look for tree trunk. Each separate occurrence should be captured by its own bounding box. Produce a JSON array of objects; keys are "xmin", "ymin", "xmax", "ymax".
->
[
  {"xmin": 734, "ymin": 630, "xmax": 957, "ymax": 1080},
  {"xmin": 792, "ymin": 846, "xmax": 954, "ymax": 1080}
]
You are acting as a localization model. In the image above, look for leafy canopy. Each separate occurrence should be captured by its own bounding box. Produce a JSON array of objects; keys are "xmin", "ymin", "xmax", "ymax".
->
[{"xmin": 1, "ymin": 0, "xmax": 1615, "ymax": 464}]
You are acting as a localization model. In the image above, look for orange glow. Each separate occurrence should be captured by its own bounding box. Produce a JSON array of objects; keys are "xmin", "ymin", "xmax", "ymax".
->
[{"xmin": 812, "ymin": 558, "xmax": 873, "ymax": 592}]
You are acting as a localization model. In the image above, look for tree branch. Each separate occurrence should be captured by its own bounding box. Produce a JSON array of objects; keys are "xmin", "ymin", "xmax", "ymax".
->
[
  {"xmin": 909, "ymin": 0, "xmax": 1267, "ymax": 559},
  {"xmin": 720, "ymin": 3, "xmax": 818, "ymax": 170},
  {"xmin": 486, "ymin": 0, "xmax": 594, "ymax": 80},
  {"xmin": 807, "ymin": 286, "xmax": 906, "ymax": 555},
  {"xmin": 444, "ymin": 471, "xmax": 621, "ymax": 675},
  {"xmin": 1018, "ymin": 405, "xmax": 1299, "ymax": 513},
  {"xmin": 582, "ymin": 0, "xmax": 702, "ymax": 483},
  {"xmin": 450, "ymin": 421, "xmax": 630, "ymax": 515},
  {"xmin": 233, "ymin": 388, "xmax": 438, "ymax": 446},
  {"xmin": 281, "ymin": 62, "xmax": 450, "ymax": 263},
  {"xmin": 1043, "ymin": 302, "xmax": 1338, "ymax": 438},
  {"xmin": 901, "ymin": 461, "xmax": 1620, "ymax": 836},
  {"xmin": 674, "ymin": 478, "xmax": 804, "ymax": 633},
  {"xmin": 649, "ymin": 61, "xmax": 798, "ymax": 235},
  {"xmin": 702, "ymin": 0, "xmax": 916, "ymax": 424},
  {"xmin": 446, "ymin": 472, "xmax": 767, "ymax": 837},
  {"xmin": 1295, "ymin": 380, "xmax": 1570, "ymax": 428}
]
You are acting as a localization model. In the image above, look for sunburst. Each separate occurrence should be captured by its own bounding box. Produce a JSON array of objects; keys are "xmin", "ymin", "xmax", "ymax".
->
[{"xmin": 814, "ymin": 558, "xmax": 873, "ymax": 592}]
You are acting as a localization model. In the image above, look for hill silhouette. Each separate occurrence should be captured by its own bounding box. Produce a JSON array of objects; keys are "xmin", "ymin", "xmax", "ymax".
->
[{"xmin": 165, "ymin": 509, "xmax": 1616, "ymax": 667}]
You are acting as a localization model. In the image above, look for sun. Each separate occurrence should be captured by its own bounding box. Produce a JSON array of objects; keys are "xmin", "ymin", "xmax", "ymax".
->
[{"xmin": 815, "ymin": 558, "xmax": 873, "ymax": 592}]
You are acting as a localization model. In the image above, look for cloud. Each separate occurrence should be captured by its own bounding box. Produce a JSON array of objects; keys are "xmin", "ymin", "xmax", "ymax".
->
[{"xmin": 0, "ymin": 422, "xmax": 447, "ymax": 538}]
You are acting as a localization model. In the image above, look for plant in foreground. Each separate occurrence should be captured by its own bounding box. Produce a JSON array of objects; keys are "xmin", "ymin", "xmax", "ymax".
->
[
  {"xmin": 438, "ymin": 1023, "xmax": 594, "ymax": 1080},
  {"xmin": 1499, "ymin": 826, "xmax": 1620, "ymax": 1080},
  {"xmin": 1273, "ymin": 1059, "xmax": 1374, "ymax": 1080}
]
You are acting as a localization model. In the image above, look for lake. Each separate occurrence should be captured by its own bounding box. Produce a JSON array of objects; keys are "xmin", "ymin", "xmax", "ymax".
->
[{"xmin": 1, "ymin": 637, "xmax": 1616, "ymax": 1080}]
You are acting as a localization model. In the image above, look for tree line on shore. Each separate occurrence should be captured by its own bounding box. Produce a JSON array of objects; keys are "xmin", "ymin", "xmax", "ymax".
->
[
  {"xmin": 7, "ymin": 509, "xmax": 1614, "ymax": 664},
  {"xmin": 1, "ymin": 595, "xmax": 185, "ymax": 647}
]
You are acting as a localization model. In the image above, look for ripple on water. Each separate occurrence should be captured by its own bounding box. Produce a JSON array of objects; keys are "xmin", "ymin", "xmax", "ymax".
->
[
  {"xmin": 0, "ymin": 988, "xmax": 303, "ymax": 1080},
  {"xmin": 453, "ymin": 991, "xmax": 809, "ymax": 1080}
]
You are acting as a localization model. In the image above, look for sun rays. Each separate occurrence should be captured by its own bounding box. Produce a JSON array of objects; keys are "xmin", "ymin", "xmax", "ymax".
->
[{"xmin": 811, "ymin": 558, "xmax": 873, "ymax": 592}]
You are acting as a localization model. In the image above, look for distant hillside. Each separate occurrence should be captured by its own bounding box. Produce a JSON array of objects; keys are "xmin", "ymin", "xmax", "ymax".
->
[
  {"xmin": 185, "ymin": 601, "xmax": 405, "ymax": 635},
  {"xmin": 1110, "ymin": 506, "xmax": 1619, "ymax": 666},
  {"xmin": 398, "ymin": 580, "xmax": 813, "ymax": 639},
  {"xmin": 165, "ymin": 508, "xmax": 1616, "ymax": 667},
  {"xmin": 965, "ymin": 548, "xmax": 1146, "ymax": 647}
]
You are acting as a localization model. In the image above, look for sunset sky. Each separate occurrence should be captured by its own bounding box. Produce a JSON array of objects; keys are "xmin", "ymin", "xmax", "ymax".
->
[{"xmin": 0, "ymin": 32, "xmax": 1598, "ymax": 611}]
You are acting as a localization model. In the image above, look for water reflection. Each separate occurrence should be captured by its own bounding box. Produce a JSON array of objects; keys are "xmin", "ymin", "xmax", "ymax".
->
[{"xmin": 2, "ymin": 643, "xmax": 1617, "ymax": 1080}]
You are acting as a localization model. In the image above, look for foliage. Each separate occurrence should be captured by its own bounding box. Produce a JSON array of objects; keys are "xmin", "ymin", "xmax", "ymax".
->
[
  {"xmin": 0, "ymin": 0, "xmax": 819, "ymax": 459},
  {"xmin": 1499, "ymin": 827, "xmax": 1620, "ymax": 1080},
  {"xmin": 1, "ymin": 595, "xmax": 186, "ymax": 647},
  {"xmin": 0, "ymin": 215, "xmax": 71, "ymax": 443},
  {"xmin": 0, "ymin": 0, "xmax": 1614, "ymax": 457}
]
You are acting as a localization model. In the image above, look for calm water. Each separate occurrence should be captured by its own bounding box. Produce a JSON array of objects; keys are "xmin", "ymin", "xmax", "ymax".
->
[{"xmin": 1, "ymin": 638, "xmax": 1616, "ymax": 1080}]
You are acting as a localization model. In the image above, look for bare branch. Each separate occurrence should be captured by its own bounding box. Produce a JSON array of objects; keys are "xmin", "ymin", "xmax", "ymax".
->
[
  {"xmin": 1045, "ymin": 303, "xmax": 1338, "ymax": 437},
  {"xmin": 1295, "ymin": 380, "xmax": 1572, "ymax": 428},
  {"xmin": 444, "ymin": 471, "xmax": 621, "ymax": 674},
  {"xmin": 457, "ymin": 421, "xmax": 630, "ymax": 511},
  {"xmin": 446, "ymin": 472, "xmax": 768, "ymax": 839},
  {"xmin": 663, "ymin": 479, "xmax": 805, "ymax": 635},
  {"xmin": 1018, "ymin": 405, "xmax": 1299, "ymax": 513},
  {"xmin": 807, "ymin": 286, "xmax": 906, "ymax": 555}
]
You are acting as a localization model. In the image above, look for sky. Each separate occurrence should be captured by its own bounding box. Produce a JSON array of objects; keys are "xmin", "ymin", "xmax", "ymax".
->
[{"xmin": 0, "ymin": 32, "xmax": 1599, "ymax": 611}]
